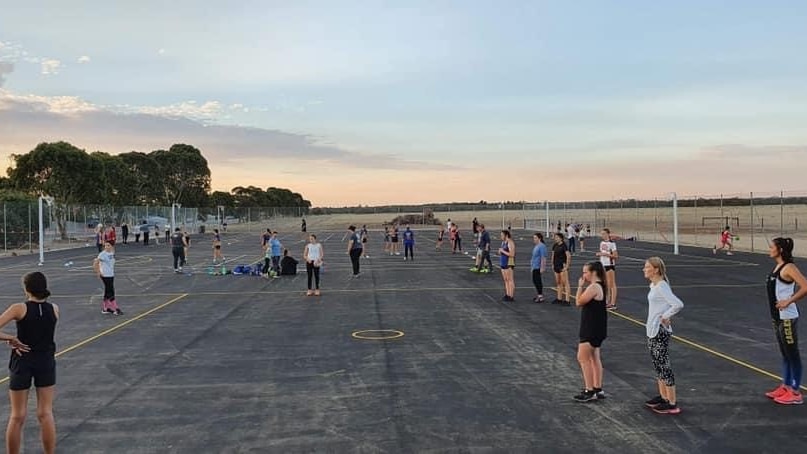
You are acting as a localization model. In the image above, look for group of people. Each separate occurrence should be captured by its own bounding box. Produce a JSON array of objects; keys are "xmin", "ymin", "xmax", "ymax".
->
[{"xmin": 0, "ymin": 221, "xmax": 804, "ymax": 453}]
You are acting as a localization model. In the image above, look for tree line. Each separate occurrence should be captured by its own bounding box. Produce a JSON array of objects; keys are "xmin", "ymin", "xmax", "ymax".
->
[{"xmin": 0, "ymin": 141, "xmax": 311, "ymax": 209}]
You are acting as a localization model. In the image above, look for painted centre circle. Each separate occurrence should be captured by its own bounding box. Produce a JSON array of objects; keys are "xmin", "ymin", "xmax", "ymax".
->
[{"xmin": 351, "ymin": 329, "xmax": 405, "ymax": 340}]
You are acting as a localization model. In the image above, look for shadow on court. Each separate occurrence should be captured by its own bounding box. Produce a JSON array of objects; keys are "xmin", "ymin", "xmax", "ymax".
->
[{"xmin": 0, "ymin": 230, "xmax": 805, "ymax": 453}]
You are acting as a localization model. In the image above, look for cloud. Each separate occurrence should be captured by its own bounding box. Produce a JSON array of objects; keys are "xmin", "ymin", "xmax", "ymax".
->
[
  {"xmin": 699, "ymin": 144, "xmax": 807, "ymax": 160},
  {"xmin": 0, "ymin": 62, "xmax": 12, "ymax": 87},
  {"xmin": 0, "ymin": 90, "xmax": 459, "ymax": 174},
  {"xmin": 157, "ymin": 48, "xmax": 166, "ymax": 56},
  {"xmin": 40, "ymin": 59, "xmax": 62, "ymax": 75},
  {"xmin": 77, "ymin": 55, "xmax": 91, "ymax": 64}
]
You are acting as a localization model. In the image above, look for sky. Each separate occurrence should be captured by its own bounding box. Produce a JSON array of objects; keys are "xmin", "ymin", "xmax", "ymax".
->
[{"xmin": 1, "ymin": 0, "xmax": 807, "ymax": 206}]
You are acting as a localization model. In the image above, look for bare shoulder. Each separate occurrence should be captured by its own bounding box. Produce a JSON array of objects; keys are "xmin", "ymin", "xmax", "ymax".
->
[{"xmin": 51, "ymin": 302, "xmax": 60, "ymax": 316}]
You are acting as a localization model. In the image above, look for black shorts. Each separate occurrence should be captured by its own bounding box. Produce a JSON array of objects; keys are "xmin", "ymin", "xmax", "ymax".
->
[
  {"xmin": 605, "ymin": 265, "xmax": 616, "ymax": 272},
  {"xmin": 9, "ymin": 353, "xmax": 56, "ymax": 391},
  {"xmin": 553, "ymin": 264, "xmax": 566, "ymax": 274},
  {"xmin": 391, "ymin": 237, "xmax": 398, "ymax": 243},
  {"xmin": 214, "ymin": 245, "xmax": 221, "ymax": 250},
  {"xmin": 580, "ymin": 337, "xmax": 606, "ymax": 348}
]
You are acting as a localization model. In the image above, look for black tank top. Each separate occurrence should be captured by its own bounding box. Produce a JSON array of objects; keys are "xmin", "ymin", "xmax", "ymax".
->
[{"xmin": 16, "ymin": 301, "xmax": 57, "ymax": 355}]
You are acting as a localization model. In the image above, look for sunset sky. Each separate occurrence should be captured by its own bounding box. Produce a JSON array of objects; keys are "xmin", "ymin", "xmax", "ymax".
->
[{"xmin": 2, "ymin": 1, "xmax": 806, "ymax": 206}]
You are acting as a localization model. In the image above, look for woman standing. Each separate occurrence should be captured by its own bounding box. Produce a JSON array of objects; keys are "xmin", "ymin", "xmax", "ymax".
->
[
  {"xmin": 304, "ymin": 234, "xmax": 324, "ymax": 296},
  {"xmin": 574, "ymin": 262, "xmax": 608, "ymax": 402},
  {"xmin": 643, "ymin": 257, "xmax": 684, "ymax": 414},
  {"xmin": 498, "ymin": 230, "xmax": 516, "ymax": 302},
  {"xmin": 0, "ymin": 272, "xmax": 58, "ymax": 454},
  {"xmin": 212, "ymin": 228, "xmax": 224, "ymax": 264},
  {"xmin": 765, "ymin": 237, "xmax": 807, "ymax": 405},
  {"xmin": 597, "ymin": 228, "xmax": 619, "ymax": 310},
  {"xmin": 94, "ymin": 240, "xmax": 123, "ymax": 315},
  {"xmin": 531, "ymin": 233, "xmax": 548, "ymax": 303},
  {"xmin": 551, "ymin": 233, "xmax": 572, "ymax": 306}
]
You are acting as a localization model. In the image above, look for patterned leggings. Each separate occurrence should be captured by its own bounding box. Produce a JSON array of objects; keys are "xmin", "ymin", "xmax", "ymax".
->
[{"xmin": 648, "ymin": 329, "xmax": 675, "ymax": 386}]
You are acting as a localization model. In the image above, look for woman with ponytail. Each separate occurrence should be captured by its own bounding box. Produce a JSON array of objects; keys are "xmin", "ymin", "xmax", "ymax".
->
[
  {"xmin": 642, "ymin": 257, "xmax": 684, "ymax": 414},
  {"xmin": 765, "ymin": 237, "xmax": 807, "ymax": 405},
  {"xmin": 0, "ymin": 272, "xmax": 58, "ymax": 453}
]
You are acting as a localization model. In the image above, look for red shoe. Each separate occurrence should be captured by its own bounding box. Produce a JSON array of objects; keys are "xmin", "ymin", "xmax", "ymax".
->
[
  {"xmin": 774, "ymin": 389, "xmax": 804, "ymax": 405},
  {"xmin": 765, "ymin": 384, "xmax": 788, "ymax": 399}
]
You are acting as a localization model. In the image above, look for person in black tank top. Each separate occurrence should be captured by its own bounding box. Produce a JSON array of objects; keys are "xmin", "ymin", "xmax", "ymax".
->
[
  {"xmin": 573, "ymin": 262, "xmax": 608, "ymax": 402},
  {"xmin": 0, "ymin": 272, "xmax": 59, "ymax": 454}
]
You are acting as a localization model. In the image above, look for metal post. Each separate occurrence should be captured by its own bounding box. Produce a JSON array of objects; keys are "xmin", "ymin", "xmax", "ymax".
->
[
  {"xmin": 545, "ymin": 201, "xmax": 550, "ymax": 236},
  {"xmin": 38, "ymin": 197, "xmax": 45, "ymax": 265},
  {"xmin": 780, "ymin": 190, "xmax": 784, "ymax": 236},
  {"xmin": 672, "ymin": 193, "xmax": 679, "ymax": 254},
  {"xmin": 28, "ymin": 203, "xmax": 32, "ymax": 253},
  {"xmin": 3, "ymin": 203, "xmax": 6, "ymax": 252},
  {"xmin": 750, "ymin": 192, "xmax": 755, "ymax": 252}
]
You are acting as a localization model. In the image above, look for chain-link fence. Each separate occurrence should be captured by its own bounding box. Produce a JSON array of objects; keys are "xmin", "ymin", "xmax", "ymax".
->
[{"xmin": 4, "ymin": 193, "xmax": 806, "ymax": 257}]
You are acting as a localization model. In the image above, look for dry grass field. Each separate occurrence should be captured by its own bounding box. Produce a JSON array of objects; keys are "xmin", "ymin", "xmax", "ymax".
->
[{"xmin": 225, "ymin": 204, "xmax": 807, "ymax": 258}]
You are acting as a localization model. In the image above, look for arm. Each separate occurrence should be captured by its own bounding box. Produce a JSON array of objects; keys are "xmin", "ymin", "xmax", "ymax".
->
[
  {"xmin": 507, "ymin": 240, "xmax": 515, "ymax": 257},
  {"xmin": 777, "ymin": 264, "xmax": 807, "ymax": 309},
  {"xmin": 0, "ymin": 304, "xmax": 30, "ymax": 351},
  {"xmin": 303, "ymin": 244, "xmax": 310, "ymax": 262},
  {"xmin": 565, "ymin": 250, "xmax": 572, "ymax": 270},
  {"xmin": 658, "ymin": 282, "xmax": 684, "ymax": 324}
]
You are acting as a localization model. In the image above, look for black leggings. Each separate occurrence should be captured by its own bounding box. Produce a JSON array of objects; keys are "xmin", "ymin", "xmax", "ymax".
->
[
  {"xmin": 172, "ymin": 247, "xmax": 186, "ymax": 269},
  {"xmin": 531, "ymin": 269, "xmax": 543, "ymax": 294},
  {"xmin": 263, "ymin": 257, "xmax": 272, "ymax": 274},
  {"xmin": 306, "ymin": 262, "xmax": 321, "ymax": 289},
  {"xmin": 349, "ymin": 248, "xmax": 362, "ymax": 275},
  {"xmin": 405, "ymin": 243, "xmax": 414, "ymax": 259},
  {"xmin": 480, "ymin": 250, "xmax": 492, "ymax": 269},
  {"xmin": 101, "ymin": 276, "xmax": 115, "ymax": 300}
]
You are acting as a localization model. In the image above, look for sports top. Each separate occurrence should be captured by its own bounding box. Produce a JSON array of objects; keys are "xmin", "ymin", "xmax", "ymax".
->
[{"xmin": 767, "ymin": 264, "xmax": 799, "ymax": 321}]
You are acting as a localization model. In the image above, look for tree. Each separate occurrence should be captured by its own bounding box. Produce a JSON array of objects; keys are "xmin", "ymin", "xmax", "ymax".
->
[
  {"xmin": 150, "ymin": 144, "xmax": 211, "ymax": 206},
  {"xmin": 118, "ymin": 151, "xmax": 163, "ymax": 205},
  {"xmin": 7, "ymin": 142, "xmax": 98, "ymax": 239}
]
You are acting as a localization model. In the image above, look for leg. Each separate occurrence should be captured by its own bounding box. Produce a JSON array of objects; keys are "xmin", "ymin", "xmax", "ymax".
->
[
  {"xmin": 577, "ymin": 343, "xmax": 595, "ymax": 390},
  {"xmin": 35, "ymin": 386, "xmax": 56, "ymax": 454},
  {"xmin": 6, "ymin": 389, "xmax": 29, "ymax": 454},
  {"xmin": 313, "ymin": 266, "xmax": 321, "ymax": 290},
  {"xmin": 562, "ymin": 271, "xmax": 571, "ymax": 302},
  {"xmin": 507, "ymin": 269, "xmax": 515, "ymax": 297},
  {"xmin": 554, "ymin": 272, "xmax": 562, "ymax": 300},
  {"xmin": 590, "ymin": 347, "xmax": 603, "ymax": 389},
  {"xmin": 606, "ymin": 270, "xmax": 617, "ymax": 307},
  {"xmin": 306, "ymin": 262, "xmax": 314, "ymax": 291}
]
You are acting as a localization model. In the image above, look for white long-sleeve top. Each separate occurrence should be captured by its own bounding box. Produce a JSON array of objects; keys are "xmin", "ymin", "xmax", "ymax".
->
[{"xmin": 646, "ymin": 280, "xmax": 684, "ymax": 338}]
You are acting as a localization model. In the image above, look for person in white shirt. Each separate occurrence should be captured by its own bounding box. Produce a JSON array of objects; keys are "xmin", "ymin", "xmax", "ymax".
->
[
  {"xmin": 304, "ymin": 234, "xmax": 324, "ymax": 296},
  {"xmin": 642, "ymin": 257, "xmax": 684, "ymax": 414},
  {"xmin": 596, "ymin": 228, "xmax": 619, "ymax": 310},
  {"xmin": 93, "ymin": 241, "xmax": 123, "ymax": 315},
  {"xmin": 566, "ymin": 223, "xmax": 577, "ymax": 254}
]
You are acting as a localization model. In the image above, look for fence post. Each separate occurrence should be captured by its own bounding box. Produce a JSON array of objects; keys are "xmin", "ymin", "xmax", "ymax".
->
[
  {"xmin": 3, "ymin": 203, "xmax": 6, "ymax": 253},
  {"xmin": 750, "ymin": 192, "xmax": 755, "ymax": 252},
  {"xmin": 673, "ymin": 192, "xmax": 679, "ymax": 255},
  {"xmin": 780, "ymin": 190, "xmax": 784, "ymax": 236}
]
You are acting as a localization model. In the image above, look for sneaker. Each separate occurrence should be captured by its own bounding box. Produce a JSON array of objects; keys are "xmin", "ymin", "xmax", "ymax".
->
[
  {"xmin": 306, "ymin": 290, "xmax": 314, "ymax": 296},
  {"xmin": 113, "ymin": 309, "xmax": 123, "ymax": 316},
  {"xmin": 726, "ymin": 251, "xmax": 734, "ymax": 255},
  {"xmin": 645, "ymin": 395, "xmax": 666, "ymax": 407},
  {"xmin": 551, "ymin": 298, "xmax": 560, "ymax": 305},
  {"xmin": 573, "ymin": 389, "xmax": 597, "ymax": 402},
  {"xmin": 712, "ymin": 247, "xmax": 717, "ymax": 255},
  {"xmin": 774, "ymin": 389, "xmax": 803, "ymax": 405},
  {"xmin": 501, "ymin": 295, "xmax": 509, "ymax": 302},
  {"xmin": 174, "ymin": 268, "xmax": 181, "ymax": 273},
  {"xmin": 404, "ymin": 257, "xmax": 407, "ymax": 261},
  {"xmin": 314, "ymin": 290, "xmax": 321, "ymax": 296},
  {"xmin": 652, "ymin": 401, "xmax": 681, "ymax": 414},
  {"xmin": 593, "ymin": 388, "xmax": 606, "ymax": 399},
  {"xmin": 102, "ymin": 308, "xmax": 114, "ymax": 315},
  {"xmin": 766, "ymin": 384, "xmax": 789, "ymax": 399},
  {"xmin": 480, "ymin": 268, "xmax": 490, "ymax": 274}
]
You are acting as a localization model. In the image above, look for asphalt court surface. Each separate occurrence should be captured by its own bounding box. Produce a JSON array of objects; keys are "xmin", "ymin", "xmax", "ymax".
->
[{"xmin": 0, "ymin": 228, "xmax": 805, "ymax": 453}]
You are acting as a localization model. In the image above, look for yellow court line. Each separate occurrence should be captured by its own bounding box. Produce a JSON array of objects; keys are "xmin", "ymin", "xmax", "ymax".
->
[
  {"xmin": 594, "ymin": 299, "xmax": 807, "ymax": 392},
  {"xmin": 0, "ymin": 294, "xmax": 188, "ymax": 385}
]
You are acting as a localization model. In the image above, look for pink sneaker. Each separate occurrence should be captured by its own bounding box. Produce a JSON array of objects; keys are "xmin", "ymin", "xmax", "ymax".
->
[
  {"xmin": 774, "ymin": 389, "xmax": 803, "ymax": 405},
  {"xmin": 765, "ymin": 384, "xmax": 788, "ymax": 399}
]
